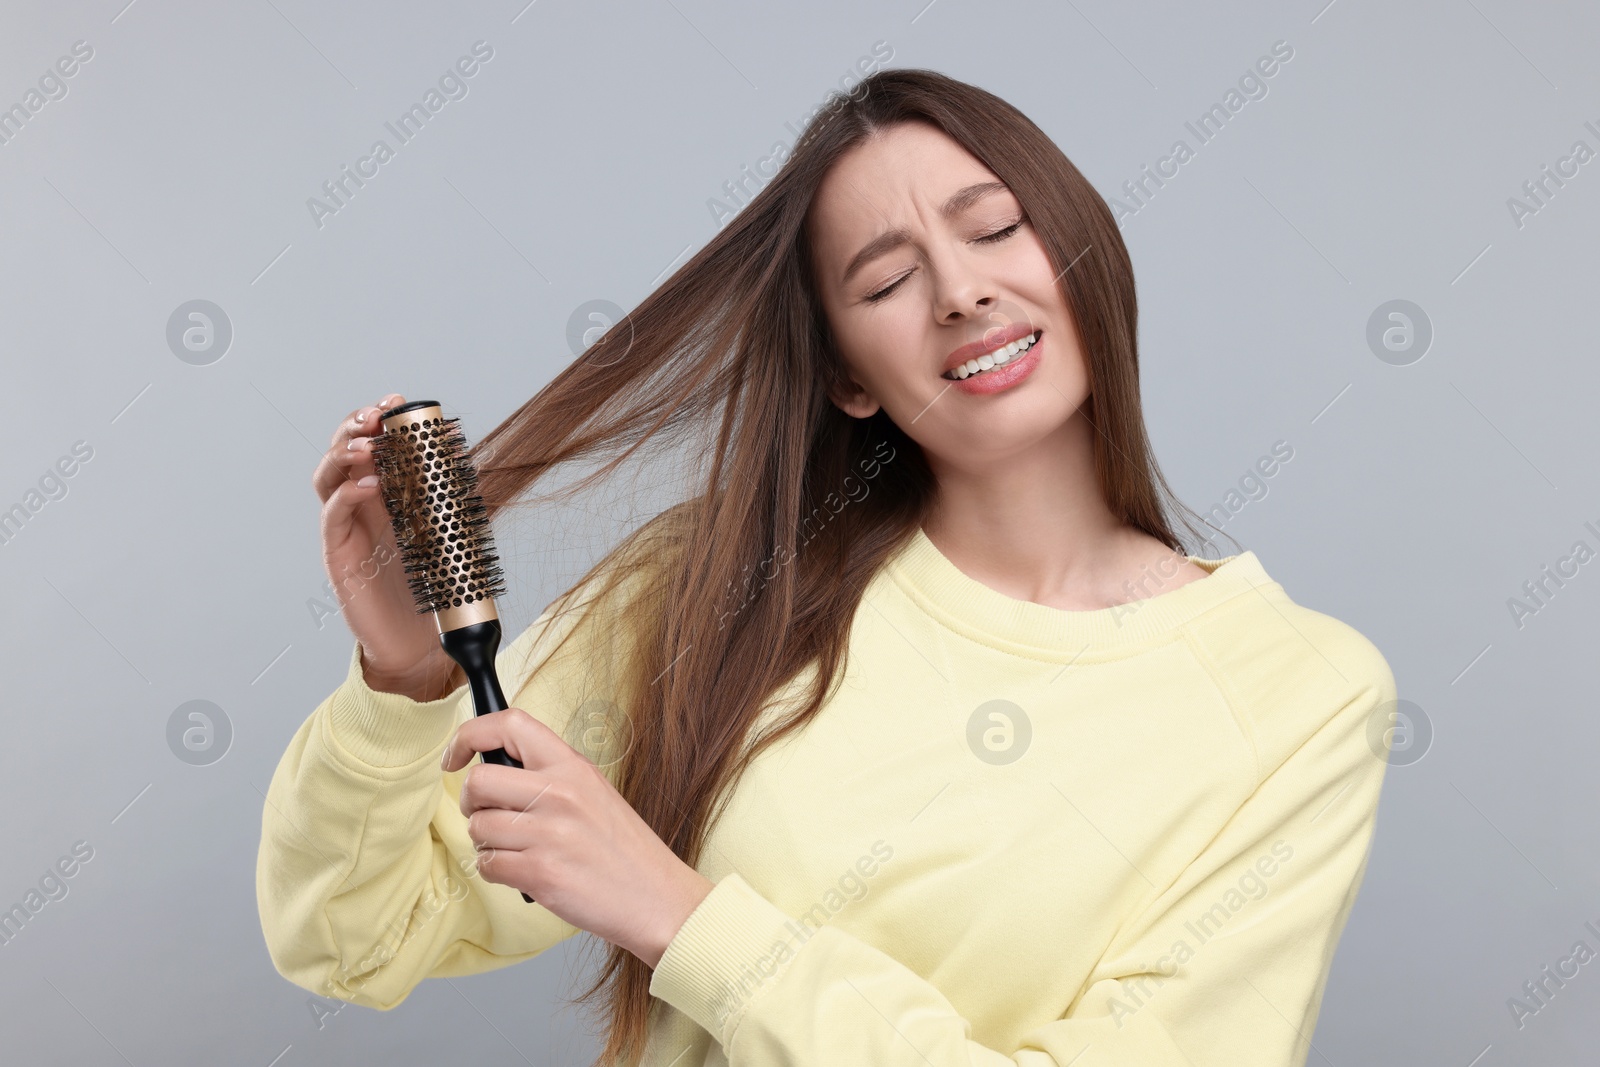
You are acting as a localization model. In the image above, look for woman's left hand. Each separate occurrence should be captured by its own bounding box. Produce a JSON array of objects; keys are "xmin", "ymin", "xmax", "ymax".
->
[{"xmin": 443, "ymin": 707, "xmax": 716, "ymax": 970}]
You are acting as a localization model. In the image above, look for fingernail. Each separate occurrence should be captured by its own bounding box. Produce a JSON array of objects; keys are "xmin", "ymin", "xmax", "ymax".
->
[
  {"xmin": 440, "ymin": 746, "xmax": 451, "ymax": 770},
  {"xmin": 357, "ymin": 474, "xmax": 378, "ymax": 488},
  {"xmin": 346, "ymin": 437, "xmax": 363, "ymax": 451},
  {"xmin": 354, "ymin": 411, "xmax": 368, "ymax": 424}
]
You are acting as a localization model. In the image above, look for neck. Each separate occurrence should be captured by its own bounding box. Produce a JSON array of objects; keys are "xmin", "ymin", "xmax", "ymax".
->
[{"xmin": 920, "ymin": 408, "xmax": 1172, "ymax": 611}]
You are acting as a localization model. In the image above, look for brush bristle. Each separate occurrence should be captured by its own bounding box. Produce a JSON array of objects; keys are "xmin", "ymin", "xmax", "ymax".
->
[{"xmin": 369, "ymin": 411, "xmax": 508, "ymax": 616}]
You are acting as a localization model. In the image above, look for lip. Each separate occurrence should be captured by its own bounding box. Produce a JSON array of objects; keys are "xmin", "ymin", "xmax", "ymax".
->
[
  {"xmin": 944, "ymin": 329, "xmax": 1043, "ymax": 395},
  {"xmin": 942, "ymin": 321, "xmax": 1038, "ymax": 376}
]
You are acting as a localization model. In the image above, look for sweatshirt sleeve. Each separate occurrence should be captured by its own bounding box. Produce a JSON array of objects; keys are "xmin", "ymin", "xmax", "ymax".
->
[
  {"xmin": 647, "ymin": 649, "xmax": 1398, "ymax": 1066},
  {"xmin": 256, "ymin": 557, "xmax": 652, "ymax": 1010}
]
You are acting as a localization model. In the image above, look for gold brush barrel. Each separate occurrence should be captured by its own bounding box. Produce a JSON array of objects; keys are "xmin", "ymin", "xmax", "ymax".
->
[{"xmin": 371, "ymin": 401, "xmax": 508, "ymax": 633}]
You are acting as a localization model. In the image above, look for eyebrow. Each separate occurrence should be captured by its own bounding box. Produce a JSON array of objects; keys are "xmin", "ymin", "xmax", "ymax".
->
[{"xmin": 838, "ymin": 180, "xmax": 1011, "ymax": 288}]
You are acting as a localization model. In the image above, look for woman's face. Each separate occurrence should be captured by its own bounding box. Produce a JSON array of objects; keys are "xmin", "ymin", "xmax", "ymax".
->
[{"xmin": 807, "ymin": 120, "xmax": 1090, "ymax": 472}]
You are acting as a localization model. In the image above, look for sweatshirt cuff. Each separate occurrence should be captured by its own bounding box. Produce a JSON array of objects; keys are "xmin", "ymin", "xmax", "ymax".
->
[
  {"xmin": 647, "ymin": 872, "xmax": 811, "ymax": 1048},
  {"xmin": 324, "ymin": 640, "xmax": 466, "ymax": 770}
]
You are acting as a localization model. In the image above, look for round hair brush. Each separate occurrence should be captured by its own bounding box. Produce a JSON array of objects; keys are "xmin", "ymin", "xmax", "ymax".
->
[{"xmin": 370, "ymin": 399, "xmax": 536, "ymax": 904}]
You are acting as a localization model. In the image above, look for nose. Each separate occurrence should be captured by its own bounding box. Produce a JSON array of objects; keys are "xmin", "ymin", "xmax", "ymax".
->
[{"xmin": 930, "ymin": 245, "xmax": 998, "ymax": 327}]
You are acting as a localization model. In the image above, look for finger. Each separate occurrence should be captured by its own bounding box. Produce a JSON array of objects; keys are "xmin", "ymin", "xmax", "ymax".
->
[
  {"xmin": 459, "ymin": 760, "xmax": 558, "ymax": 820},
  {"xmin": 312, "ymin": 394, "xmax": 404, "ymax": 503},
  {"xmin": 471, "ymin": 840, "xmax": 524, "ymax": 888},
  {"xmin": 443, "ymin": 708, "xmax": 562, "ymax": 776},
  {"xmin": 326, "ymin": 393, "xmax": 405, "ymax": 449},
  {"xmin": 310, "ymin": 439, "xmax": 375, "ymax": 505},
  {"xmin": 319, "ymin": 477, "xmax": 384, "ymax": 559},
  {"xmin": 465, "ymin": 804, "xmax": 546, "ymax": 852}
]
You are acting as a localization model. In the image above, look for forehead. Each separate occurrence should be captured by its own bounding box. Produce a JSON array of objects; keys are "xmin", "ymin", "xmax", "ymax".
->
[{"xmin": 808, "ymin": 122, "xmax": 1001, "ymax": 257}]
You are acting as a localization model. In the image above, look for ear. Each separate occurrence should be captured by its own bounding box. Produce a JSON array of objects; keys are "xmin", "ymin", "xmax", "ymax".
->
[{"xmin": 826, "ymin": 373, "xmax": 882, "ymax": 420}]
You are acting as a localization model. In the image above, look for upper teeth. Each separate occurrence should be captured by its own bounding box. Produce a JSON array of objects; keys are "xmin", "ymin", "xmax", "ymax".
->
[{"xmin": 944, "ymin": 331, "xmax": 1039, "ymax": 380}]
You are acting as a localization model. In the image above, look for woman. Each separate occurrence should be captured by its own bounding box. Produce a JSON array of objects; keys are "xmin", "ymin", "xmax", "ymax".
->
[{"xmin": 258, "ymin": 68, "xmax": 1397, "ymax": 1067}]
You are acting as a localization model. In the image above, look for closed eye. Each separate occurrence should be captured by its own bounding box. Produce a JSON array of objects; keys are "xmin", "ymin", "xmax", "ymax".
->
[
  {"xmin": 975, "ymin": 220, "xmax": 1023, "ymax": 244},
  {"xmin": 863, "ymin": 218, "xmax": 1026, "ymax": 304}
]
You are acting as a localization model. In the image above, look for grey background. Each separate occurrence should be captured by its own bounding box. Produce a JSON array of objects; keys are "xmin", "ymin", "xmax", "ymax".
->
[{"xmin": 2, "ymin": 0, "xmax": 1596, "ymax": 1063}]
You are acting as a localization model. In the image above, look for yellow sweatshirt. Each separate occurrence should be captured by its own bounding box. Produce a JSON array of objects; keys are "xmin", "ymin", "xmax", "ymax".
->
[{"xmin": 257, "ymin": 526, "xmax": 1397, "ymax": 1066}]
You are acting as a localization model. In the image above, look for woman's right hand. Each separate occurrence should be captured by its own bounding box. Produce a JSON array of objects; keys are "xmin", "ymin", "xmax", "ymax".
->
[{"xmin": 313, "ymin": 393, "xmax": 464, "ymax": 702}]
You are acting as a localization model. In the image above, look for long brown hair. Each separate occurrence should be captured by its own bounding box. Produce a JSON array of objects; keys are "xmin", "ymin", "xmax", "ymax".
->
[{"xmin": 470, "ymin": 66, "xmax": 1225, "ymax": 1067}]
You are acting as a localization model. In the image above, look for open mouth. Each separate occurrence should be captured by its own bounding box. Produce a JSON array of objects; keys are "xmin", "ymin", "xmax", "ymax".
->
[{"xmin": 942, "ymin": 329, "xmax": 1041, "ymax": 381}]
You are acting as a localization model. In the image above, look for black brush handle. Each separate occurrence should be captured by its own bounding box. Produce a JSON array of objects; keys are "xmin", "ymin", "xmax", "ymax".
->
[{"xmin": 439, "ymin": 619, "xmax": 537, "ymax": 905}]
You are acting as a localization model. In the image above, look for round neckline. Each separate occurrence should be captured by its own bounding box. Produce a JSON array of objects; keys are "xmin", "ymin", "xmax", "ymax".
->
[{"xmin": 883, "ymin": 525, "xmax": 1274, "ymax": 658}]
